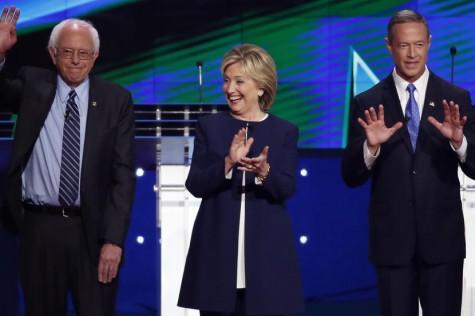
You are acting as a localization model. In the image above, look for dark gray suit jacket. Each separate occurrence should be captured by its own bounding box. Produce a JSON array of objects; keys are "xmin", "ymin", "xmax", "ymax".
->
[{"xmin": 0, "ymin": 66, "xmax": 136, "ymax": 265}]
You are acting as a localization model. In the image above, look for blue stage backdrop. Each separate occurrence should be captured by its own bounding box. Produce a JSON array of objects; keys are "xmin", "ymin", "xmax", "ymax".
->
[
  {"xmin": 6, "ymin": 0, "xmax": 475, "ymax": 149},
  {"xmin": 1, "ymin": 0, "xmax": 475, "ymax": 314}
]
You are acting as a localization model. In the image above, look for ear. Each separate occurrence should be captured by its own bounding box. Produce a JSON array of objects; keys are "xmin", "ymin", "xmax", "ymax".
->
[
  {"xmin": 385, "ymin": 37, "xmax": 393, "ymax": 55},
  {"xmin": 48, "ymin": 47, "xmax": 57, "ymax": 65},
  {"xmin": 92, "ymin": 51, "xmax": 100, "ymax": 63}
]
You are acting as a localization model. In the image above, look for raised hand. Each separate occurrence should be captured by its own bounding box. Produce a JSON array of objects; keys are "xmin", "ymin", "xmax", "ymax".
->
[
  {"xmin": 0, "ymin": 6, "xmax": 20, "ymax": 60},
  {"xmin": 358, "ymin": 104, "xmax": 403, "ymax": 154},
  {"xmin": 428, "ymin": 99, "xmax": 467, "ymax": 149},
  {"xmin": 225, "ymin": 127, "xmax": 254, "ymax": 173}
]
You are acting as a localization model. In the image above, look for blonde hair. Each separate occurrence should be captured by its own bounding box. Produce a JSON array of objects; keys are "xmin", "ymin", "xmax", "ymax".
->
[{"xmin": 221, "ymin": 44, "xmax": 277, "ymax": 111}]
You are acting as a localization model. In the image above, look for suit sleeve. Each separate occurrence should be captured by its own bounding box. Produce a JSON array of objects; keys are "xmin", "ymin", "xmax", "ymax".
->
[
  {"xmin": 459, "ymin": 90, "xmax": 475, "ymax": 179},
  {"xmin": 259, "ymin": 123, "xmax": 299, "ymax": 201},
  {"xmin": 185, "ymin": 119, "xmax": 229, "ymax": 198},
  {"xmin": 341, "ymin": 95, "xmax": 372, "ymax": 188},
  {"xmin": 0, "ymin": 66, "xmax": 26, "ymax": 113},
  {"xmin": 101, "ymin": 90, "xmax": 136, "ymax": 247}
]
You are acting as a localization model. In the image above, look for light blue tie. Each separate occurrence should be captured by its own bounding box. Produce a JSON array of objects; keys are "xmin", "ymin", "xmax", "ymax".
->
[
  {"xmin": 405, "ymin": 83, "xmax": 420, "ymax": 152},
  {"xmin": 58, "ymin": 90, "xmax": 80, "ymax": 206}
]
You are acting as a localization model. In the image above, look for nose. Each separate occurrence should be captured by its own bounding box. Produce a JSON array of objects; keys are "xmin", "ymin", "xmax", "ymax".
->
[
  {"xmin": 71, "ymin": 51, "xmax": 81, "ymax": 64},
  {"xmin": 408, "ymin": 44, "xmax": 416, "ymax": 57},
  {"xmin": 223, "ymin": 81, "xmax": 235, "ymax": 93}
]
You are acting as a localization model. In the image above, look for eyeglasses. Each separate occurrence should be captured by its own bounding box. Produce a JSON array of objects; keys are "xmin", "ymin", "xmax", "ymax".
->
[{"xmin": 55, "ymin": 48, "xmax": 95, "ymax": 60}]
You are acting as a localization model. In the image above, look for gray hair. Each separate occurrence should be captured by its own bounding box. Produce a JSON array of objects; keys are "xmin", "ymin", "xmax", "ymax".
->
[
  {"xmin": 48, "ymin": 18, "xmax": 100, "ymax": 53},
  {"xmin": 387, "ymin": 10, "xmax": 430, "ymax": 44}
]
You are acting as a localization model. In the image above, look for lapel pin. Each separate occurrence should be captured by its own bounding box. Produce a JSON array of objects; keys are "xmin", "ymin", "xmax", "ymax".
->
[
  {"xmin": 429, "ymin": 101, "xmax": 435, "ymax": 107},
  {"xmin": 92, "ymin": 101, "xmax": 97, "ymax": 107}
]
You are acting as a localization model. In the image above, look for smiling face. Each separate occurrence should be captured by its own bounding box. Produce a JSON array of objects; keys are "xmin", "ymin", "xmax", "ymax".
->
[
  {"xmin": 386, "ymin": 21, "xmax": 431, "ymax": 83},
  {"xmin": 48, "ymin": 24, "xmax": 98, "ymax": 88},
  {"xmin": 222, "ymin": 62, "xmax": 263, "ymax": 120}
]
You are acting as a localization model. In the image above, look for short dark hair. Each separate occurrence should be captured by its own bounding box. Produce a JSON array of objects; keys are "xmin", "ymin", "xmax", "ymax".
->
[{"xmin": 387, "ymin": 10, "xmax": 430, "ymax": 43}]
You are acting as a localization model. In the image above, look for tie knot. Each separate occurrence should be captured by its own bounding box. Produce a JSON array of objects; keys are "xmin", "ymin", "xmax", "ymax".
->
[
  {"xmin": 407, "ymin": 83, "xmax": 416, "ymax": 94},
  {"xmin": 68, "ymin": 89, "xmax": 77, "ymax": 100}
]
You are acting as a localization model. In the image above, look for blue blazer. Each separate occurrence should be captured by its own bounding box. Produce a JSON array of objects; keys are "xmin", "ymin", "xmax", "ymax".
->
[
  {"xmin": 342, "ymin": 71, "xmax": 475, "ymax": 265},
  {"xmin": 0, "ymin": 67, "xmax": 136, "ymax": 265},
  {"xmin": 178, "ymin": 112, "xmax": 304, "ymax": 314}
]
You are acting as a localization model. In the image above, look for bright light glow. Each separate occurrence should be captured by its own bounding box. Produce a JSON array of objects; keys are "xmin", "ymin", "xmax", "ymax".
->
[
  {"xmin": 300, "ymin": 236, "xmax": 308, "ymax": 244},
  {"xmin": 300, "ymin": 169, "xmax": 308, "ymax": 177},
  {"xmin": 136, "ymin": 236, "xmax": 145, "ymax": 244},
  {"xmin": 136, "ymin": 168, "xmax": 145, "ymax": 177}
]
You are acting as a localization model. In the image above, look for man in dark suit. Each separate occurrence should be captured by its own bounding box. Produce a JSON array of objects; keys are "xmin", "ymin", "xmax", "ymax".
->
[
  {"xmin": 0, "ymin": 6, "xmax": 136, "ymax": 316},
  {"xmin": 342, "ymin": 9, "xmax": 475, "ymax": 316}
]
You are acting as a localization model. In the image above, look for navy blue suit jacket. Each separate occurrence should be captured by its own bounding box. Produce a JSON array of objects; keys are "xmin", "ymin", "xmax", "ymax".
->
[
  {"xmin": 178, "ymin": 112, "xmax": 304, "ymax": 314},
  {"xmin": 342, "ymin": 71, "xmax": 475, "ymax": 265}
]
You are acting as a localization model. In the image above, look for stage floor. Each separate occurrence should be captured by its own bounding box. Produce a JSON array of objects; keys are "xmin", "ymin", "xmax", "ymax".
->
[{"xmin": 26, "ymin": 299, "xmax": 381, "ymax": 316}]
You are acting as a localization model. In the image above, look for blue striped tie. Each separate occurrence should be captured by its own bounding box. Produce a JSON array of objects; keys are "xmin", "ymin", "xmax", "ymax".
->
[
  {"xmin": 58, "ymin": 90, "xmax": 80, "ymax": 206},
  {"xmin": 405, "ymin": 83, "xmax": 420, "ymax": 152}
]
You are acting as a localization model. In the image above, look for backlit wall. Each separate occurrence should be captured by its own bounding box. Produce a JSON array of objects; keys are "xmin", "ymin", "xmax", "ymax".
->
[
  {"xmin": 9, "ymin": 0, "xmax": 475, "ymax": 149},
  {"xmin": 3, "ymin": 0, "xmax": 475, "ymax": 314}
]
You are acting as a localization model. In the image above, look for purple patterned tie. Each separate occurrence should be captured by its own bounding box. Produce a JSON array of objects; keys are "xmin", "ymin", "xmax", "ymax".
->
[
  {"xmin": 405, "ymin": 83, "xmax": 420, "ymax": 152},
  {"xmin": 58, "ymin": 90, "xmax": 80, "ymax": 206}
]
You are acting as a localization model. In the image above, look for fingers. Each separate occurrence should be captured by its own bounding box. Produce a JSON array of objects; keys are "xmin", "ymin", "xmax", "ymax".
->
[
  {"xmin": 362, "ymin": 105, "xmax": 384, "ymax": 124},
  {"xmin": 11, "ymin": 7, "xmax": 20, "ymax": 26},
  {"xmin": 97, "ymin": 244, "xmax": 122, "ymax": 283},
  {"xmin": 442, "ymin": 99, "xmax": 467, "ymax": 124},
  {"xmin": 0, "ymin": 7, "xmax": 6, "ymax": 22},
  {"xmin": 391, "ymin": 121, "xmax": 404, "ymax": 131},
  {"xmin": 427, "ymin": 116, "xmax": 442, "ymax": 130},
  {"xmin": 261, "ymin": 145, "xmax": 269, "ymax": 157},
  {"xmin": 98, "ymin": 264, "xmax": 118, "ymax": 284},
  {"xmin": 369, "ymin": 106, "xmax": 378, "ymax": 122},
  {"xmin": 1, "ymin": 6, "xmax": 19, "ymax": 24},
  {"xmin": 377, "ymin": 104, "xmax": 385, "ymax": 121},
  {"xmin": 238, "ymin": 146, "xmax": 269, "ymax": 174},
  {"xmin": 99, "ymin": 264, "xmax": 118, "ymax": 283}
]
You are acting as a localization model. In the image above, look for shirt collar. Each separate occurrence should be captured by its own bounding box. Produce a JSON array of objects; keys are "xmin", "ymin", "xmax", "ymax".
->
[
  {"xmin": 57, "ymin": 76, "xmax": 90, "ymax": 104},
  {"xmin": 392, "ymin": 66, "xmax": 429, "ymax": 96}
]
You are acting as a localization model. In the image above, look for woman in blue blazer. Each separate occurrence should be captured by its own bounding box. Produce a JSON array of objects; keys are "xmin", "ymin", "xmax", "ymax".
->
[{"xmin": 178, "ymin": 44, "xmax": 304, "ymax": 316}]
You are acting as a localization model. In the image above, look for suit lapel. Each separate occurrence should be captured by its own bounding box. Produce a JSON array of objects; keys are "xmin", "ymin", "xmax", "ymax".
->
[
  {"xmin": 418, "ymin": 72, "xmax": 444, "ymax": 151},
  {"xmin": 81, "ymin": 75, "xmax": 102, "ymax": 175}
]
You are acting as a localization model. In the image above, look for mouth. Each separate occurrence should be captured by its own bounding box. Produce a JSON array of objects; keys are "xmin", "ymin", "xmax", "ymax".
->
[
  {"xmin": 405, "ymin": 61, "xmax": 418, "ymax": 68},
  {"xmin": 228, "ymin": 95, "xmax": 243, "ymax": 103}
]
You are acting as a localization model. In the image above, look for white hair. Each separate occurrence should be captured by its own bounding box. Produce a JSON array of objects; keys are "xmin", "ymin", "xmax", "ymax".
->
[{"xmin": 48, "ymin": 18, "xmax": 100, "ymax": 52}]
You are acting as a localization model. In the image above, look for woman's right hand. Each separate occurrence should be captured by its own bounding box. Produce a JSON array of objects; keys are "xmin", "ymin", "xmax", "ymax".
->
[{"xmin": 225, "ymin": 128, "xmax": 254, "ymax": 174}]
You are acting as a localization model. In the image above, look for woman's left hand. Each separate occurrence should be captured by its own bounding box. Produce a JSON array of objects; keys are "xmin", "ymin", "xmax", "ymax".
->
[{"xmin": 238, "ymin": 146, "xmax": 269, "ymax": 177}]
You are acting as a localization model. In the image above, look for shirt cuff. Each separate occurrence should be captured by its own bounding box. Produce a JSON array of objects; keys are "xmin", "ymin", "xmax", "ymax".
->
[
  {"xmin": 451, "ymin": 136, "xmax": 468, "ymax": 163},
  {"xmin": 225, "ymin": 168, "xmax": 233, "ymax": 179},
  {"xmin": 363, "ymin": 140, "xmax": 379, "ymax": 170},
  {"xmin": 255, "ymin": 177, "xmax": 263, "ymax": 186}
]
